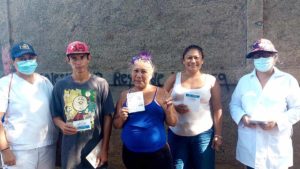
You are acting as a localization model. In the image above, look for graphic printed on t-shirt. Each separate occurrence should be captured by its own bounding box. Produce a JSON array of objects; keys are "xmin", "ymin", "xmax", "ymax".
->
[{"xmin": 64, "ymin": 89, "xmax": 96, "ymax": 131}]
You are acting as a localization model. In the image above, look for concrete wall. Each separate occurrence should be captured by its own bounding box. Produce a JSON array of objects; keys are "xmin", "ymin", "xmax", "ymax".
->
[{"xmin": 1, "ymin": 0, "xmax": 300, "ymax": 168}]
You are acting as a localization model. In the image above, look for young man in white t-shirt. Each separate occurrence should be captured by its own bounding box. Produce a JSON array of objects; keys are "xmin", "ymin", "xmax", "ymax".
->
[{"xmin": 0, "ymin": 42, "xmax": 58, "ymax": 169}]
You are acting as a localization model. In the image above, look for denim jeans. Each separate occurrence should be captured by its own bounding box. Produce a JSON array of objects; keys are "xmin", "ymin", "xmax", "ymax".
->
[
  {"xmin": 246, "ymin": 166, "xmax": 254, "ymax": 169},
  {"xmin": 168, "ymin": 128, "xmax": 215, "ymax": 169}
]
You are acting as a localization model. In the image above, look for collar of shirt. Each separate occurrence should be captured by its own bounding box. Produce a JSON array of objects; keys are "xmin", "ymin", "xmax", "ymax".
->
[{"xmin": 249, "ymin": 66, "xmax": 285, "ymax": 79}]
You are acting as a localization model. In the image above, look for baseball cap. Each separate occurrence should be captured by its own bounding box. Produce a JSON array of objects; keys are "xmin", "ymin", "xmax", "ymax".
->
[
  {"xmin": 66, "ymin": 41, "xmax": 90, "ymax": 56},
  {"xmin": 11, "ymin": 42, "xmax": 37, "ymax": 60},
  {"xmin": 246, "ymin": 38, "xmax": 278, "ymax": 59}
]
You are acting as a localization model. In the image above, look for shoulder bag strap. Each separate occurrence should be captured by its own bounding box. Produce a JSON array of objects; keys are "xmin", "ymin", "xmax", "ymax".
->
[
  {"xmin": 6, "ymin": 73, "xmax": 13, "ymax": 114},
  {"xmin": 8, "ymin": 73, "xmax": 13, "ymax": 100}
]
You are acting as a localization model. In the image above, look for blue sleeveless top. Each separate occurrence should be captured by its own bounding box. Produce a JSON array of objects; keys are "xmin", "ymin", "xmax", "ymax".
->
[{"xmin": 121, "ymin": 88, "xmax": 166, "ymax": 152}]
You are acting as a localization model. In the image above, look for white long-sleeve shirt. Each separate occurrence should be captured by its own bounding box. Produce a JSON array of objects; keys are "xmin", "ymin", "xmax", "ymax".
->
[{"xmin": 230, "ymin": 67, "xmax": 300, "ymax": 169}]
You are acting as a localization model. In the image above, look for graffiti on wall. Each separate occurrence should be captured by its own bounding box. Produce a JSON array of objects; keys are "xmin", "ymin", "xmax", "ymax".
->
[
  {"xmin": 113, "ymin": 72, "xmax": 164, "ymax": 87},
  {"xmin": 40, "ymin": 72, "xmax": 103, "ymax": 85},
  {"xmin": 40, "ymin": 71, "xmax": 230, "ymax": 90},
  {"xmin": 1, "ymin": 42, "xmax": 229, "ymax": 90}
]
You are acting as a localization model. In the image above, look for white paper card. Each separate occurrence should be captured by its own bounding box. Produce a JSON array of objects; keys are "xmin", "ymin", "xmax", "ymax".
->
[
  {"xmin": 183, "ymin": 92, "xmax": 201, "ymax": 112},
  {"xmin": 250, "ymin": 106, "xmax": 279, "ymax": 123},
  {"xmin": 127, "ymin": 91, "xmax": 145, "ymax": 113},
  {"xmin": 73, "ymin": 118, "xmax": 91, "ymax": 131},
  {"xmin": 250, "ymin": 113, "xmax": 269, "ymax": 123},
  {"xmin": 86, "ymin": 140, "xmax": 102, "ymax": 169},
  {"xmin": 250, "ymin": 113, "xmax": 279, "ymax": 123}
]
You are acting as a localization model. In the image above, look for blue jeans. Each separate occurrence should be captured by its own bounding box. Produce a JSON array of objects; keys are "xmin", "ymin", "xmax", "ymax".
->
[
  {"xmin": 168, "ymin": 128, "xmax": 215, "ymax": 169},
  {"xmin": 246, "ymin": 166, "xmax": 254, "ymax": 169}
]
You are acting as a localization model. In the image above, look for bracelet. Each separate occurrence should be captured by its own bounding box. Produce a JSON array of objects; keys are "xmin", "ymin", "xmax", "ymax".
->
[
  {"xmin": 1, "ymin": 147, "xmax": 9, "ymax": 152},
  {"xmin": 214, "ymin": 135, "xmax": 223, "ymax": 139}
]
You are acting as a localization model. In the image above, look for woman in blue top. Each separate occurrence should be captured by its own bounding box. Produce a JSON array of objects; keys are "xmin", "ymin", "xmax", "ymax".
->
[{"xmin": 113, "ymin": 51, "xmax": 178, "ymax": 169}]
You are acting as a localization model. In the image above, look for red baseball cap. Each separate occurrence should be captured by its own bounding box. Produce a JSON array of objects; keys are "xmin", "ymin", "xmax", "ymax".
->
[
  {"xmin": 66, "ymin": 41, "xmax": 90, "ymax": 56},
  {"xmin": 246, "ymin": 39, "xmax": 278, "ymax": 58}
]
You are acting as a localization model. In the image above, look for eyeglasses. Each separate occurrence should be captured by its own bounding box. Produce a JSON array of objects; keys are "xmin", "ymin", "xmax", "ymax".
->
[
  {"xmin": 252, "ymin": 52, "xmax": 275, "ymax": 59},
  {"xmin": 16, "ymin": 55, "xmax": 37, "ymax": 61}
]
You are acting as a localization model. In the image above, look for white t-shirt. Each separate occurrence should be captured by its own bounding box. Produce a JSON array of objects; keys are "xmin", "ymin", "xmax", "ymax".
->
[
  {"xmin": 170, "ymin": 72, "xmax": 215, "ymax": 136},
  {"xmin": 0, "ymin": 73, "xmax": 57, "ymax": 150}
]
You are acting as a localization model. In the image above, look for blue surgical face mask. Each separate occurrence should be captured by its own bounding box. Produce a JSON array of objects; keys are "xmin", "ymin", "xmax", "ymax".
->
[
  {"xmin": 16, "ymin": 60, "xmax": 38, "ymax": 75},
  {"xmin": 253, "ymin": 57, "xmax": 274, "ymax": 72}
]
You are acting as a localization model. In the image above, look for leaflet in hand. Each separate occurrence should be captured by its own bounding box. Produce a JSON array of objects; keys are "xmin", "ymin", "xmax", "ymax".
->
[
  {"xmin": 127, "ymin": 91, "xmax": 145, "ymax": 113},
  {"xmin": 250, "ymin": 113, "xmax": 269, "ymax": 123},
  {"xmin": 249, "ymin": 106, "xmax": 279, "ymax": 124},
  {"xmin": 86, "ymin": 140, "xmax": 102, "ymax": 169},
  {"xmin": 73, "ymin": 118, "xmax": 91, "ymax": 131},
  {"xmin": 183, "ymin": 92, "xmax": 201, "ymax": 112}
]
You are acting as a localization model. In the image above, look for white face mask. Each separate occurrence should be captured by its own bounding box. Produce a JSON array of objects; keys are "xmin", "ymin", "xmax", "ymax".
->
[{"xmin": 253, "ymin": 57, "xmax": 274, "ymax": 72}]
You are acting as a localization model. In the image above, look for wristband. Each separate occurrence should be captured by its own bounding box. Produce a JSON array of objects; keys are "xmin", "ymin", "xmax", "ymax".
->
[{"xmin": 214, "ymin": 135, "xmax": 223, "ymax": 139}]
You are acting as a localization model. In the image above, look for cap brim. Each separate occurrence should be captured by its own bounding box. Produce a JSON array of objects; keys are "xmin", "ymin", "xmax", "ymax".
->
[
  {"xmin": 13, "ymin": 51, "xmax": 37, "ymax": 59},
  {"xmin": 246, "ymin": 50, "xmax": 278, "ymax": 59},
  {"xmin": 67, "ymin": 52, "xmax": 90, "ymax": 56}
]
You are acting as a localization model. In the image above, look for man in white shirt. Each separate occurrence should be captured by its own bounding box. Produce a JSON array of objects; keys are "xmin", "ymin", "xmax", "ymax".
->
[
  {"xmin": 0, "ymin": 42, "xmax": 57, "ymax": 169},
  {"xmin": 230, "ymin": 39, "xmax": 300, "ymax": 169}
]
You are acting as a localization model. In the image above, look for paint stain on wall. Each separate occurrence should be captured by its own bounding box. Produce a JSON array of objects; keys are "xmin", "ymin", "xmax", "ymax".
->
[{"xmin": 1, "ymin": 44, "xmax": 11, "ymax": 76}]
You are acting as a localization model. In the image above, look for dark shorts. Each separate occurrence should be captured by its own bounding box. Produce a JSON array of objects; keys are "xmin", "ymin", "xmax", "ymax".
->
[{"xmin": 122, "ymin": 144, "xmax": 173, "ymax": 169}]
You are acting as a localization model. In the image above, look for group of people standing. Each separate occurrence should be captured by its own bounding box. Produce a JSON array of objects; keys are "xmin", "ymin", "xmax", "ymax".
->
[{"xmin": 0, "ymin": 38, "xmax": 299, "ymax": 169}]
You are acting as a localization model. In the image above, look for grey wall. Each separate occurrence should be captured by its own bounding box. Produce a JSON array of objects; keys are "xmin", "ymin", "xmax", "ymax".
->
[{"xmin": 1, "ymin": 0, "xmax": 300, "ymax": 168}]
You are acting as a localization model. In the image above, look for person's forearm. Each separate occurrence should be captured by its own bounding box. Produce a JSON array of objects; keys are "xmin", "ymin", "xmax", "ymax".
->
[
  {"xmin": 102, "ymin": 115, "xmax": 112, "ymax": 152},
  {"xmin": 165, "ymin": 106, "xmax": 178, "ymax": 126},
  {"xmin": 214, "ymin": 110, "xmax": 223, "ymax": 135},
  {"xmin": 0, "ymin": 122, "xmax": 9, "ymax": 150},
  {"xmin": 53, "ymin": 117, "xmax": 66, "ymax": 130},
  {"xmin": 113, "ymin": 114, "xmax": 125, "ymax": 129}
]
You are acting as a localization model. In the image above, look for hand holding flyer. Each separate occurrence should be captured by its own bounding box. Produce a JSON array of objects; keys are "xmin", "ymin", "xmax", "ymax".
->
[
  {"xmin": 249, "ymin": 106, "xmax": 279, "ymax": 124},
  {"xmin": 72, "ymin": 118, "xmax": 91, "ymax": 131},
  {"xmin": 127, "ymin": 91, "xmax": 145, "ymax": 113},
  {"xmin": 183, "ymin": 92, "xmax": 201, "ymax": 113},
  {"xmin": 86, "ymin": 140, "xmax": 102, "ymax": 169}
]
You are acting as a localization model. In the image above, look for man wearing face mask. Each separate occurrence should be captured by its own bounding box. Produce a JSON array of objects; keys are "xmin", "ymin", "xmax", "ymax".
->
[
  {"xmin": 0, "ymin": 42, "xmax": 57, "ymax": 169},
  {"xmin": 229, "ymin": 38, "xmax": 300, "ymax": 169}
]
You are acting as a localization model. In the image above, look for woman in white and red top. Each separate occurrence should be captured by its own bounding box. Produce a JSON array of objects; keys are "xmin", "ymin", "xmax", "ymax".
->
[{"xmin": 164, "ymin": 44, "xmax": 223, "ymax": 169}]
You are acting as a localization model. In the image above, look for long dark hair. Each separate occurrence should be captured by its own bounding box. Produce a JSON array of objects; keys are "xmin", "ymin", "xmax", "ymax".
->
[{"xmin": 182, "ymin": 45, "xmax": 204, "ymax": 59}]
